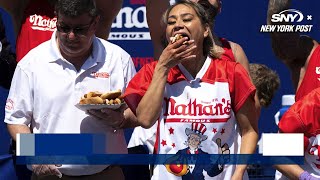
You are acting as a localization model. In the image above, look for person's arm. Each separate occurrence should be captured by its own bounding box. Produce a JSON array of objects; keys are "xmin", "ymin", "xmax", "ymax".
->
[
  {"xmin": 0, "ymin": 0, "xmax": 30, "ymax": 36},
  {"xmin": 232, "ymin": 97, "xmax": 259, "ymax": 179},
  {"xmin": 229, "ymin": 42, "xmax": 249, "ymax": 73},
  {"xmin": 135, "ymin": 61, "xmax": 168, "ymax": 128},
  {"xmin": 146, "ymin": 0, "xmax": 170, "ymax": 59},
  {"xmin": 95, "ymin": 0, "xmax": 123, "ymax": 40},
  {"xmin": 267, "ymin": 0, "xmax": 316, "ymax": 68},
  {"xmin": 275, "ymin": 107, "xmax": 311, "ymax": 179},
  {"xmin": 7, "ymin": 124, "xmax": 31, "ymax": 141},
  {"xmin": 7, "ymin": 124, "xmax": 62, "ymax": 178},
  {"xmin": 274, "ymin": 165, "xmax": 304, "ymax": 180},
  {"xmin": 4, "ymin": 64, "xmax": 33, "ymax": 140},
  {"xmin": 136, "ymin": 38, "xmax": 196, "ymax": 128},
  {"xmin": 122, "ymin": 107, "xmax": 139, "ymax": 128},
  {"xmin": 230, "ymin": 42, "xmax": 261, "ymax": 116}
]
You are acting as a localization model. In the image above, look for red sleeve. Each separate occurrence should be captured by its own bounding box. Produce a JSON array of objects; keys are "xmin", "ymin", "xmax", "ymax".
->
[
  {"xmin": 279, "ymin": 89, "xmax": 320, "ymax": 135},
  {"xmin": 278, "ymin": 88, "xmax": 320, "ymax": 151},
  {"xmin": 278, "ymin": 89, "xmax": 320, "ymax": 150},
  {"xmin": 278, "ymin": 110, "xmax": 305, "ymax": 133},
  {"xmin": 124, "ymin": 63, "xmax": 155, "ymax": 115},
  {"xmin": 231, "ymin": 63, "xmax": 256, "ymax": 113},
  {"xmin": 278, "ymin": 109, "xmax": 309, "ymax": 150}
]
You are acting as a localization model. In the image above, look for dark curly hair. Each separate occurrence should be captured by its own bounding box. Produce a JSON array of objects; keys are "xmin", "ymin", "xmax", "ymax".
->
[
  {"xmin": 162, "ymin": 0, "xmax": 213, "ymax": 58},
  {"xmin": 55, "ymin": 0, "xmax": 99, "ymax": 18},
  {"xmin": 197, "ymin": 0, "xmax": 221, "ymax": 28},
  {"xmin": 249, "ymin": 63, "xmax": 280, "ymax": 107}
]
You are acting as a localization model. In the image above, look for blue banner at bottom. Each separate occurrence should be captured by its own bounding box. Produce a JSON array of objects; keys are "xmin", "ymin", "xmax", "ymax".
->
[{"xmin": 16, "ymin": 154, "xmax": 304, "ymax": 165}]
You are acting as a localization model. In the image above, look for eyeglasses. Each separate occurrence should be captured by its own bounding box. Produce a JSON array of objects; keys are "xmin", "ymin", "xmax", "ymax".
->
[{"xmin": 56, "ymin": 19, "xmax": 95, "ymax": 36}]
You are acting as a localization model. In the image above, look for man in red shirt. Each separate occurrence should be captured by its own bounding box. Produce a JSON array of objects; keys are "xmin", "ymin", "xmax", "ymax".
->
[
  {"xmin": 0, "ymin": 0, "xmax": 123, "ymax": 61},
  {"xmin": 267, "ymin": 0, "xmax": 319, "ymax": 101}
]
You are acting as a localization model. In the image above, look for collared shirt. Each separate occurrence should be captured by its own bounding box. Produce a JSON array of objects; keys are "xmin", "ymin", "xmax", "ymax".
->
[{"xmin": 4, "ymin": 31, "xmax": 136, "ymax": 176}]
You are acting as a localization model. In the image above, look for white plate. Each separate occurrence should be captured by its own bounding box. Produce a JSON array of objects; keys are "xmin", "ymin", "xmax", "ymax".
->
[{"xmin": 75, "ymin": 103, "xmax": 124, "ymax": 111}]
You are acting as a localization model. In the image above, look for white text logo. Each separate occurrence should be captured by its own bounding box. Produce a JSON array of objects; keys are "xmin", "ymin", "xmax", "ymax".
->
[
  {"xmin": 29, "ymin": 14, "xmax": 57, "ymax": 31},
  {"xmin": 260, "ymin": 9, "xmax": 313, "ymax": 33},
  {"xmin": 270, "ymin": 9, "xmax": 304, "ymax": 23},
  {"xmin": 110, "ymin": 6, "xmax": 149, "ymax": 40}
]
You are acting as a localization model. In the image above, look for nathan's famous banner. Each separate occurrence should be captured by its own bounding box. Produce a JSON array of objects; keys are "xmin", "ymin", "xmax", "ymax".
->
[{"xmin": 109, "ymin": 0, "xmax": 154, "ymax": 71}]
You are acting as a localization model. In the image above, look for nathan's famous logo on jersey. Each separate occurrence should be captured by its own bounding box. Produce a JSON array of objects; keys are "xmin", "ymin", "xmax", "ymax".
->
[
  {"xmin": 29, "ymin": 14, "xmax": 57, "ymax": 31},
  {"xmin": 163, "ymin": 97, "xmax": 231, "ymax": 118},
  {"xmin": 260, "ymin": 9, "xmax": 313, "ymax": 33},
  {"xmin": 109, "ymin": 3, "xmax": 149, "ymax": 40}
]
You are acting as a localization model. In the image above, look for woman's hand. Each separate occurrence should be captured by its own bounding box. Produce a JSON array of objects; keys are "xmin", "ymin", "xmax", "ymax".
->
[
  {"xmin": 87, "ymin": 105, "xmax": 127, "ymax": 129},
  {"xmin": 158, "ymin": 37, "xmax": 196, "ymax": 71},
  {"xmin": 32, "ymin": 164, "xmax": 62, "ymax": 178}
]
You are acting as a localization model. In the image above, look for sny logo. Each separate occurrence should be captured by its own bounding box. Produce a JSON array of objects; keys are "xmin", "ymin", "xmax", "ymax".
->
[{"xmin": 270, "ymin": 9, "xmax": 304, "ymax": 23}]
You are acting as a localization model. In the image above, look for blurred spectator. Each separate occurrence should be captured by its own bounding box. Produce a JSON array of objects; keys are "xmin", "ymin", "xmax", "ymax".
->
[
  {"xmin": 0, "ymin": 0, "xmax": 123, "ymax": 61},
  {"xmin": 276, "ymin": 87, "xmax": 320, "ymax": 179},
  {"xmin": 267, "ymin": 0, "xmax": 320, "ymax": 102},
  {"xmin": 0, "ymin": 11, "xmax": 18, "ymax": 180},
  {"xmin": 0, "ymin": 13, "xmax": 16, "ymax": 90},
  {"xmin": 249, "ymin": 63, "xmax": 280, "ymax": 107}
]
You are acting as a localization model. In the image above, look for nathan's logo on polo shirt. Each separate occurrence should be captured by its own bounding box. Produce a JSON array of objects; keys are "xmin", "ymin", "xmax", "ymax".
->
[
  {"xmin": 163, "ymin": 98, "xmax": 231, "ymax": 117},
  {"xmin": 5, "ymin": 99, "xmax": 14, "ymax": 110},
  {"xmin": 91, "ymin": 72, "xmax": 110, "ymax": 78},
  {"xmin": 29, "ymin": 14, "xmax": 57, "ymax": 31},
  {"xmin": 109, "ymin": 1, "xmax": 149, "ymax": 40}
]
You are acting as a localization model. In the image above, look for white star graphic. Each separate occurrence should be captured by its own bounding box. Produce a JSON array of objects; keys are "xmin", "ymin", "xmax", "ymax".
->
[{"xmin": 307, "ymin": 15, "xmax": 312, "ymax": 21}]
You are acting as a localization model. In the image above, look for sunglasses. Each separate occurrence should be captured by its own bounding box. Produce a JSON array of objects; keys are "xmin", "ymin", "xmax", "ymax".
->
[{"xmin": 56, "ymin": 19, "xmax": 95, "ymax": 36}]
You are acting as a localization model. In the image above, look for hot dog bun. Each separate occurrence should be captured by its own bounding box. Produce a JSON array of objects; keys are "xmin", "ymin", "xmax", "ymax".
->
[
  {"xmin": 85, "ymin": 91, "xmax": 103, "ymax": 98},
  {"xmin": 170, "ymin": 34, "xmax": 184, "ymax": 44},
  {"xmin": 79, "ymin": 96, "xmax": 104, "ymax": 104},
  {"xmin": 79, "ymin": 89, "xmax": 123, "ymax": 105},
  {"xmin": 100, "ymin": 89, "xmax": 122, "ymax": 100}
]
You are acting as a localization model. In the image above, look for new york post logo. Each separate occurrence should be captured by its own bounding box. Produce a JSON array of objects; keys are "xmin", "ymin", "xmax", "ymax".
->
[{"xmin": 260, "ymin": 9, "xmax": 313, "ymax": 33}]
